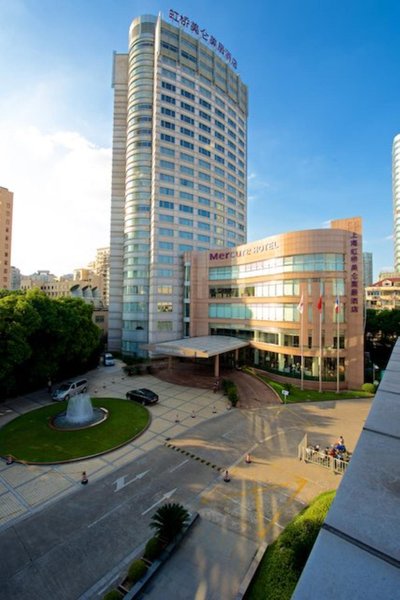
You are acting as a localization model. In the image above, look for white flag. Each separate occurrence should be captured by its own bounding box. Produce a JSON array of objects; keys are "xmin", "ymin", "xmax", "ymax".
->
[{"xmin": 297, "ymin": 294, "xmax": 304, "ymax": 314}]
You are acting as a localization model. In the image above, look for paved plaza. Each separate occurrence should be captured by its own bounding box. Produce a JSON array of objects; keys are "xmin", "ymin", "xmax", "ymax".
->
[
  {"xmin": 0, "ymin": 362, "xmax": 373, "ymax": 599},
  {"xmin": 0, "ymin": 362, "xmax": 232, "ymax": 531}
]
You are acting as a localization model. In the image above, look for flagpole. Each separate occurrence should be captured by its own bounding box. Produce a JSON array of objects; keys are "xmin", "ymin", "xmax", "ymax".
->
[
  {"xmin": 300, "ymin": 308, "xmax": 304, "ymax": 391},
  {"xmin": 336, "ymin": 298, "xmax": 340, "ymax": 394},
  {"xmin": 300, "ymin": 296, "xmax": 304, "ymax": 391},
  {"xmin": 319, "ymin": 307, "xmax": 322, "ymax": 393},
  {"xmin": 297, "ymin": 292, "xmax": 305, "ymax": 391}
]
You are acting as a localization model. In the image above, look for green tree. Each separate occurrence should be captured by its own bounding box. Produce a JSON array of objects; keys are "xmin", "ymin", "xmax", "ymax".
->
[
  {"xmin": 149, "ymin": 503, "xmax": 190, "ymax": 542},
  {"xmin": 0, "ymin": 290, "xmax": 102, "ymax": 399},
  {"xmin": 365, "ymin": 309, "xmax": 400, "ymax": 370}
]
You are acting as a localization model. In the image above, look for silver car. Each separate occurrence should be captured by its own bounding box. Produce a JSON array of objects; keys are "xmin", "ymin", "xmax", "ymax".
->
[{"xmin": 52, "ymin": 379, "xmax": 88, "ymax": 401}]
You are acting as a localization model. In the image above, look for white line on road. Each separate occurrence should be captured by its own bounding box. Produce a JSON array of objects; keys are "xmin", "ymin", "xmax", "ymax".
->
[
  {"xmin": 169, "ymin": 459, "xmax": 189, "ymax": 473},
  {"xmin": 141, "ymin": 488, "xmax": 177, "ymax": 516},
  {"xmin": 114, "ymin": 469, "xmax": 150, "ymax": 492}
]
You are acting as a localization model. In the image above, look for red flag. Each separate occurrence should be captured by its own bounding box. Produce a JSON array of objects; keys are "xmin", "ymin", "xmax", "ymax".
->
[{"xmin": 317, "ymin": 295, "xmax": 323, "ymax": 312}]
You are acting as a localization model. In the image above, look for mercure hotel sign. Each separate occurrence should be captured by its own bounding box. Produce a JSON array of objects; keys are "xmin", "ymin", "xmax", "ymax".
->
[{"xmin": 209, "ymin": 240, "xmax": 278, "ymax": 261}]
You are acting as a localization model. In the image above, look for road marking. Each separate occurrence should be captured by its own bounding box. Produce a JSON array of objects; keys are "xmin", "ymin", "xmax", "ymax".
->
[
  {"xmin": 88, "ymin": 503, "xmax": 124, "ymax": 528},
  {"xmin": 114, "ymin": 469, "xmax": 150, "ymax": 492},
  {"xmin": 141, "ymin": 488, "xmax": 177, "ymax": 516},
  {"xmin": 257, "ymin": 477, "xmax": 308, "ymax": 539},
  {"xmin": 169, "ymin": 459, "xmax": 189, "ymax": 473}
]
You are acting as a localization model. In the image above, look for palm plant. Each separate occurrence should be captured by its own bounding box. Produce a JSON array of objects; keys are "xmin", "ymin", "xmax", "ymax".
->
[{"xmin": 149, "ymin": 503, "xmax": 190, "ymax": 542}]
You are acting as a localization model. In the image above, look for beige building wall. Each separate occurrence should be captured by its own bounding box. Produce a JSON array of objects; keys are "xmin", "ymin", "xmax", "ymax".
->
[
  {"xmin": 186, "ymin": 218, "xmax": 364, "ymax": 390},
  {"xmin": 0, "ymin": 187, "xmax": 13, "ymax": 289}
]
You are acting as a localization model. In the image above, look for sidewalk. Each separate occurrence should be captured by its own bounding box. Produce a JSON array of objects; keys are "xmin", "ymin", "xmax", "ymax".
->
[{"xmin": 0, "ymin": 362, "xmax": 230, "ymax": 531}]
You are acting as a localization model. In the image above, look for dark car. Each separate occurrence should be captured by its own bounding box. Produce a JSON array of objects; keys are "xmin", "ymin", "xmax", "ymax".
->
[{"xmin": 126, "ymin": 388, "xmax": 159, "ymax": 405}]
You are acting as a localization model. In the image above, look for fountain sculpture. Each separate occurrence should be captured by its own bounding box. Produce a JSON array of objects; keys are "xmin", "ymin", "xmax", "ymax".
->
[{"xmin": 52, "ymin": 393, "xmax": 108, "ymax": 430}]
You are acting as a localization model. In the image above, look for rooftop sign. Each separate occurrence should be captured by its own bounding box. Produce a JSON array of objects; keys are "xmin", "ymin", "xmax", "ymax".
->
[{"xmin": 169, "ymin": 9, "xmax": 238, "ymax": 69}]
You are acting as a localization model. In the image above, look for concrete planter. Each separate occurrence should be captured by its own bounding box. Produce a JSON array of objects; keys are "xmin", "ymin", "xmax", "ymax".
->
[{"xmin": 117, "ymin": 513, "xmax": 199, "ymax": 599}]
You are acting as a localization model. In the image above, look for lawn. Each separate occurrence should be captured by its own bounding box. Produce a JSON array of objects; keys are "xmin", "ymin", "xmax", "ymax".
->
[
  {"xmin": 245, "ymin": 490, "xmax": 335, "ymax": 600},
  {"xmin": 0, "ymin": 398, "xmax": 150, "ymax": 463},
  {"xmin": 244, "ymin": 368, "xmax": 374, "ymax": 403}
]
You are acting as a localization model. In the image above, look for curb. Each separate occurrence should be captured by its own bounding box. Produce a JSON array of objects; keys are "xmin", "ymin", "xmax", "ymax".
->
[{"xmin": 235, "ymin": 541, "xmax": 268, "ymax": 599}]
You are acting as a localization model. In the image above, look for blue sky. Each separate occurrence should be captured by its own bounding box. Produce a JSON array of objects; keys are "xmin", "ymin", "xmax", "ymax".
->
[{"xmin": 0, "ymin": 0, "xmax": 399, "ymax": 278}]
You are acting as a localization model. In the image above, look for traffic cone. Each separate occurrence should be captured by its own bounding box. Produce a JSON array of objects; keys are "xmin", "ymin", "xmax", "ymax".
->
[{"xmin": 223, "ymin": 470, "xmax": 231, "ymax": 482}]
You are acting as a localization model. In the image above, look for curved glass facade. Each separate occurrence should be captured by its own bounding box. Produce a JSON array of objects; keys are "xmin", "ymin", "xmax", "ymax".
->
[{"xmin": 109, "ymin": 14, "xmax": 248, "ymax": 355}]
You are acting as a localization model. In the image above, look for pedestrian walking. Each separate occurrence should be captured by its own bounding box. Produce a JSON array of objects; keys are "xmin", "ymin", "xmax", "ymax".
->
[
  {"xmin": 81, "ymin": 471, "xmax": 88, "ymax": 485},
  {"xmin": 6, "ymin": 455, "xmax": 13, "ymax": 465},
  {"xmin": 245, "ymin": 453, "xmax": 251, "ymax": 464},
  {"xmin": 223, "ymin": 469, "xmax": 231, "ymax": 482}
]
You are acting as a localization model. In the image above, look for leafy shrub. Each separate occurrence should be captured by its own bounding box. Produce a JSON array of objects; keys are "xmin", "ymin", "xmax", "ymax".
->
[
  {"xmin": 143, "ymin": 536, "xmax": 164, "ymax": 562},
  {"xmin": 228, "ymin": 386, "xmax": 239, "ymax": 407},
  {"xmin": 102, "ymin": 590, "xmax": 123, "ymax": 600},
  {"xmin": 245, "ymin": 490, "xmax": 335, "ymax": 600},
  {"xmin": 222, "ymin": 378, "xmax": 234, "ymax": 394},
  {"xmin": 361, "ymin": 382, "xmax": 375, "ymax": 394},
  {"xmin": 283, "ymin": 382, "xmax": 293, "ymax": 393},
  {"xmin": 127, "ymin": 559, "xmax": 148, "ymax": 583}
]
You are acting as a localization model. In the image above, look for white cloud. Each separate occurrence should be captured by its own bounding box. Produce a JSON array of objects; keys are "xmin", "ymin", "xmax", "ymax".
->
[{"xmin": 0, "ymin": 124, "xmax": 111, "ymax": 274}]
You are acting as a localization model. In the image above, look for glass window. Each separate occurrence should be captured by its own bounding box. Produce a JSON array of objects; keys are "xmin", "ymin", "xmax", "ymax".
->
[
  {"xmin": 161, "ymin": 94, "xmax": 176, "ymax": 105},
  {"xmin": 199, "ymin": 159, "xmax": 211, "ymax": 169},
  {"xmin": 159, "ymin": 255, "xmax": 174, "ymax": 264},
  {"xmin": 181, "ymin": 89, "xmax": 195, "ymax": 100},
  {"xmin": 162, "ymin": 81, "xmax": 176, "ymax": 92},
  {"xmin": 180, "ymin": 152, "xmax": 194, "ymax": 163},
  {"xmin": 159, "ymin": 200, "xmax": 174, "ymax": 208},
  {"xmin": 179, "ymin": 231, "xmax": 193, "ymax": 239},
  {"xmin": 179, "ymin": 217, "xmax": 193, "ymax": 226},
  {"xmin": 199, "ymin": 147, "xmax": 211, "ymax": 157},
  {"xmin": 199, "ymin": 122, "xmax": 211, "ymax": 133},
  {"xmin": 181, "ymin": 101, "xmax": 195, "ymax": 113},
  {"xmin": 180, "ymin": 140, "xmax": 194, "ymax": 149},
  {"xmin": 180, "ymin": 178, "xmax": 194, "ymax": 187},
  {"xmin": 159, "ymin": 227, "xmax": 174, "ymax": 236},
  {"xmin": 180, "ymin": 127, "xmax": 194, "ymax": 137},
  {"xmin": 181, "ymin": 114, "xmax": 194, "ymax": 124},
  {"xmin": 159, "ymin": 187, "xmax": 174, "ymax": 196},
  {"xmin": 161, "ymin": 120, "xmax": 175, "ymax": 130},
  {"xmin": 198, "ymin": 208, "xmax": 210, "ymax": 217},
  {"xmin": 160, "ymin": 133, "xmax": 175, "ymax": 143},
  {"xmin": 157, "ymin": 321, "xmax": 173, "ymax": 331},
  {"xmin": 160, "ymin": 146, "xmax": 175, "ymax": 156},
  {"xmin": 157, "ymin": 302, "xmax": 172, "ymax": 312},
  {"xmin": 179, "ymin": 191, "xmax": 194, "ymax": 200},
  {"xmin": 160, "ymin": 173, "xmax": 174, "ymax": 182},
  {"xmin": 180, "ymin": 165, "xmax": 194, "ymax": 175},
  {"xmin": 160, "ymin": 159, "xmax": 174, "ymax": 170},
  {"xmin": 179, "ymin": 204, "xmax": 194, "ymax": 213}
]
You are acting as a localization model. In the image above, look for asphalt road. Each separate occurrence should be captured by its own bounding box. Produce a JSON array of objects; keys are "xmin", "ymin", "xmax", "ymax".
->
[{"xmin": 0, "ymin": 397, "xmax": 372, "ymax": 600}]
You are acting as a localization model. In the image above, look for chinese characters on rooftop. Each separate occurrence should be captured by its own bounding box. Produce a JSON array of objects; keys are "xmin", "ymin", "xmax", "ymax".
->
[{"xmin": 169, "ymin": 9, "xmax": 238, "ymax": 69}]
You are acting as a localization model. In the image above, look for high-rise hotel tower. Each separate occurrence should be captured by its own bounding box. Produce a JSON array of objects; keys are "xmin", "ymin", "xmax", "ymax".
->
[
  {"xmin": 109, "ymin": 13, "xmax": 248, "ymax": 355},
  {"xmin": 393, "ymin": 133, "xmax": 400, "ymax": 272}
]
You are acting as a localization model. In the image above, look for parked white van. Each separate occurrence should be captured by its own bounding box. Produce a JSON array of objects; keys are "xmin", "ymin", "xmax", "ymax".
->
[
  {"xmin": 103, "ymin": 353, "xmax": 115, "ymax": 366},
  {"xmin": 52, "ymin": 379, "xmax": 88, "ymax": 401}
]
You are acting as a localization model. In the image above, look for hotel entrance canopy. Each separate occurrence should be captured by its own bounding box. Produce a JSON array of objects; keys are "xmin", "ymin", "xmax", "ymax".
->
[{"xmin": 149, "ymin": 335, "xmax": 248, "ymax": 358}]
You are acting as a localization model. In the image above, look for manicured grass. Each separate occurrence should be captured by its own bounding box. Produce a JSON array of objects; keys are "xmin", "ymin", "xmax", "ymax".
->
[
  {"xmin": 244, "ymin": 368, "xmax": 374, "ymax": 403},
  {"xmin": 0, "ymin": 398, "xmax": 150, "ymax": 463},
  {"xmin": 245, "ymin": 490, "xmax": 335, "ymax": 600}
]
